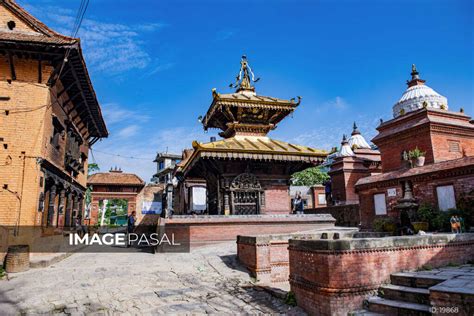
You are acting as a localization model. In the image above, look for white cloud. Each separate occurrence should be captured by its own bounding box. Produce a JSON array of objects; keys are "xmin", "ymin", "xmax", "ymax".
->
[
  {"xmin": 144, "ymin": 62, "xmax": 176, "ymax": 77},
  {"xmin": 90, "ymin": 126, "xmax": 216, "ymax": 182},
  {"xmin": 116, "ymin": 125, "xmax": 140, "ymax": 138},
  {"xmin": 22, "ymin": 4, "xmax": 166, "ymax": 75},
  {"xmin": 314, "ymin": 96, "xmax": 350, "ymax": 113},
  {"xmin": 101, "ymin": 103, "xmax": 150, "ymax": 125}
]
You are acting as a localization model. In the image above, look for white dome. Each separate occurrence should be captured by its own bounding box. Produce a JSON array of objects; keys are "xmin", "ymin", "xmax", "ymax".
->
[
  {"xmin": 349, "ymin": 134, "xmax": 371, "ymax": 149},
  {"xmin": 339, "ymin": 143, "xmax": 354, "ymax": 156},
  {"xmin": 393, "ymin": 84, "xmax": 448, "ymax": 118}
]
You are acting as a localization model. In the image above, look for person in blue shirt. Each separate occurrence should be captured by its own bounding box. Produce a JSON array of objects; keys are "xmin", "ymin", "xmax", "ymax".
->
[{"xmin": 127, "ymin": 211, "xmax": 136, "ymax": 247}]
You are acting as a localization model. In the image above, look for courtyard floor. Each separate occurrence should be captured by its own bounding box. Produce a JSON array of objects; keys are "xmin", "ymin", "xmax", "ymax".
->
[{"xmin": 0, "ymin": 242, "xmax": 303, "ymax": 315}]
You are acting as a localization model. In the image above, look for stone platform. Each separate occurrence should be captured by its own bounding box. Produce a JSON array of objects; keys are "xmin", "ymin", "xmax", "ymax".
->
[{"xmin": 165, "ymin": 214, "xmax": 336, "ymax": 247}]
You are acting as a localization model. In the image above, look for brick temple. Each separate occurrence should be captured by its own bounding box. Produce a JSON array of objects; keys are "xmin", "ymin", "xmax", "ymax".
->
[
  {"xmin": 356, "ymin": 65, "xmax": 474, "ymax": 228},
  {"xmin": 175, "ymin": 56, "xmax": 327, "ymax": 215}
]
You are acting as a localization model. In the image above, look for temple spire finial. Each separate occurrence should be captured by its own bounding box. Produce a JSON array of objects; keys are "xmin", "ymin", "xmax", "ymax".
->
[
  {"xmin": 407, "ymin": 64, "xmax": 425, "ymax": 87},
  {"xmin": 229, "ymin": 55, "xmax": 260, "ymax": 93},
  {"xmin": 342, "ymin": 134, "xmax": 348, "ymax": 143},
  {"xmin": 411, "ymin": 64, "xmax": 419, "ymax": 79},
  {"xmin": 352, "ymin": 121, "xmax": 360, "ymax": 135}
]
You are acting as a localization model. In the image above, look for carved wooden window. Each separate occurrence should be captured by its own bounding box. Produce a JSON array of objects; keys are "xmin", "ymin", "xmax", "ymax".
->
[
  {"xmin": 50, "ymin": 117, "xmax": 64, "ymax": 149},
  {"xmin": 64, "ymin": 127, "xmax": 84, "ymax": 174}
]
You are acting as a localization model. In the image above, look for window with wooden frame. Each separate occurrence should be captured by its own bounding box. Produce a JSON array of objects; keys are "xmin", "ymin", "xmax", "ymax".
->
[{"xmin": 50, "ymin": 116, "xmax": 64, "ymax": 149}]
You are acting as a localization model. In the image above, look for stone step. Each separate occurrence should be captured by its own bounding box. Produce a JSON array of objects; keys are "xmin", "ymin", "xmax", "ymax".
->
[
  {"xmin": 380, "ymin": 284, "xmax": 430, "ymax": 305},
  {"xmin": 390, "ymin": 271, "xmax": 448, "ymax": 289},
  {"xmin": 349, "ymin": 309, "xmax": 384, "ymax": 316},
  {"xmin": 367, "ymin": 297, "xmax": 431, "ymax": 316}
]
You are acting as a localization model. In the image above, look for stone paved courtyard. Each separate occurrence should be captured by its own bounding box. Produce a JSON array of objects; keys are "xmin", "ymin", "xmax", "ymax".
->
[{"xmin": 0, "ymin": 242, "xmax": 304, "ymax": 315}]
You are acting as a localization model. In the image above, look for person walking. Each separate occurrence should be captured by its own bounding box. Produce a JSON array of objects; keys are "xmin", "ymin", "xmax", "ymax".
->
[{"xmin": 127, "ymin": 211, "xmax": 136, "ymax": 247}]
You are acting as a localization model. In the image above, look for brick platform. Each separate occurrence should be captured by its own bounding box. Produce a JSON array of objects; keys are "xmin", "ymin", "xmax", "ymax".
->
[
  {"xmin": 288, "ymin": 233, "xmax": 474, "ymax": 316},
  {"xmin": 237, "ymin": 227, "xmax": 358, "ymax": 284},
  {"xmin": 165, "ymin": 214, "xmax": 336, "ymax": 247},
  {"xmin": 305, "ymin": 204, "xmax": 360, "ymax": 227}
]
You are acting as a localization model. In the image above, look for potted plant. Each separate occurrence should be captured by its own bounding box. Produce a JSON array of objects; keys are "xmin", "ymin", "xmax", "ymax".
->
[{"xmin": 408, "ymin": 147, "xmax": 426, "ymax": 167}]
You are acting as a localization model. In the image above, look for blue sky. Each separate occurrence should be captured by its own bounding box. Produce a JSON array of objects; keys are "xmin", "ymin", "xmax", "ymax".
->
[{"xmin": 19, "ymin": 0, "xmax": 473, "ymax": 181}]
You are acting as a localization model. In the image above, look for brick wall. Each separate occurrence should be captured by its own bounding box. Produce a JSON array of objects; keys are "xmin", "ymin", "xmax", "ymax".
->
[
  {"xmin": 358, "ymin": 172, "xmax": 474, "ymax": 229},
  {"xmin": 376, "ymin": 126, "xmax": 434, "ymax": 172},
  {"xmin": 165, "ymin": 214, "xmax": 336, "ymax": 247},
  {"xmin": 373, "ymin": 109, "xmax": 474, "ymax": 173},
  {"xmin": 263, "ymin": 186, "xmax": 291, "ymax": 214},
  {"xmin": 305, "ymin": 204, "xmax": 360, "ymax": 227},
  {"xmin": 237, "ymin": 228, "xmax": 357, "ymax": 284},
  {"xmin": 0, "ymin": 56, "xmax": 52, "ymax": 227},
  {"xmin": 288, "ymin": 233, "xmax": 474, "ymax": 316}
]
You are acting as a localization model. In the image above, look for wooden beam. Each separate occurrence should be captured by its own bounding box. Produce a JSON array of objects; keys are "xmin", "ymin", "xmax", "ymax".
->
[
  {"xmin": 8, "ymin": 52, "xmax": 16, "ymax": 80},
  {"xmin": 68, "ymin": 65, "xmax": 100, "ymax": 135},
  {"xmin": 58, "ymin": 80, "xmax": 76, "ymax": 98},
  {"xmin": 38, "ymin": 56, "xmax": 42, "ymax": 83}
]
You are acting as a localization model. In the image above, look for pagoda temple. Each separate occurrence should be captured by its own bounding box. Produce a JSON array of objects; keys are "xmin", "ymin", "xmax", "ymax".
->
[{"xmin": 176, "ymin": 56, "xmax": 327, "ymax": 215}]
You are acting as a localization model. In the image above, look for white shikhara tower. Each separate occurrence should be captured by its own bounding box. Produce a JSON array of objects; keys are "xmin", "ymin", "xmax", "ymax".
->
[
  {"xmin": 392, "ymin": 64, "xmax": 448, "ymax": 118},
  {"xmin": 348, "ymin": 122, "xmax": 371, "ymax": 150}
]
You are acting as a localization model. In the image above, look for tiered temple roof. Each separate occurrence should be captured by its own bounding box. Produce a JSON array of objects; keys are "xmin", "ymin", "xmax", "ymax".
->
[{"xmin": 180, "ymin": 56, "xmax": 327, "ymax": 175}]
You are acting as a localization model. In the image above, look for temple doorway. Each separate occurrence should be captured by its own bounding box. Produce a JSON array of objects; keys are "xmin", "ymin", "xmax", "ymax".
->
[{"xmin": 230, "ymin": 173, "xmax": 263, "ymax": 215}]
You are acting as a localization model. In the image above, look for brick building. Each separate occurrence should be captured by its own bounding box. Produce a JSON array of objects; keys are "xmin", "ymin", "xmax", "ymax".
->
[
  {"xmin": 0, "ymin": 0, "xmax": 107, "ymax": 248},
  {"xmin": 355, "ymin": 65, "xmax": 474, "ymax": 228},
  {"xmin": 175, "ymin": 56, "xmax": 327, "ymax": 215},
  {"xmin": 328, "ymin": 124, "xmax": 381, "ymax": 205},
  {"xmin": 87, "ymin": 168, "xmax": 145, "ymax": 225}
]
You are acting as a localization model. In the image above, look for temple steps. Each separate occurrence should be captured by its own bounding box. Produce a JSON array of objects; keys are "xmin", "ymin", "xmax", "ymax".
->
[
  {"xmin": 390, "ymin": 272, "xmax": 448, "ymax": 288},
  {"xmin": 353, "ymin": 272, "xmax": 448, "ymax": 315},
  {"xmin": 367, "ymin": 297, "xmax": 431, "ymax": 316},
  {"xmin": 379, "ymin": 284, "xmax": 430, "ymax": 305}
]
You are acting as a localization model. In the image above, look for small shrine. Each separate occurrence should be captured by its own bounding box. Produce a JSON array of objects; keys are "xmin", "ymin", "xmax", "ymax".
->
[{"xmin": 176, "ymin": 56, "xmax": 327, "ymax": 215}]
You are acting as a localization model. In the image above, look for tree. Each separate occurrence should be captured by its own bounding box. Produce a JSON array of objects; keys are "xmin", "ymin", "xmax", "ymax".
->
[
  {"xmin": 291, "ymin": 167, "xmax": 329, "ymax": 186},
  {"xmin": 88, "ymin": 162, "xmax": 100, "ymax": 175},
  {"xmin": 85, "ymin": 163, "xmax": 100, "ymax": 221}
]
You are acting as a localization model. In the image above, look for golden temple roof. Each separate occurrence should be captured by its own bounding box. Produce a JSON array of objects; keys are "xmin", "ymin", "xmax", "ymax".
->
[{"xmin": 180, "ymin": 136, "xmax": 327, "ymax": 173}]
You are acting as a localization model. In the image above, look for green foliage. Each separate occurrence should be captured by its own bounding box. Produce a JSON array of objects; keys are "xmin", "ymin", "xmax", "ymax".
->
[
  {"xmin": 420, "ymin": 264, "xmax": 433, "ymax": 271},
  {"xmin": 0, "ymin": 266, "xmax": 5, "ymax": 279},
  {"xmin": 88, "ymin": 163, "xmax": 100, "ymax": 175},
  {"xmin": 372, "ymin": 217, "xmax": 397, "ymax": 233},
  {"xmin": 408, "ymin": 147, "xmax": 426, "ymax": 159},
  {"xmin": 291, "ymin": 167, "xmax": 329, "ymax": 186},
  {"xmin": 416, "ymin": 203, "xmax": 472, "ymax": 232},
  {"xmin": 285, "ymin": 291, "xmax": 297, "ymax": 306}
]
